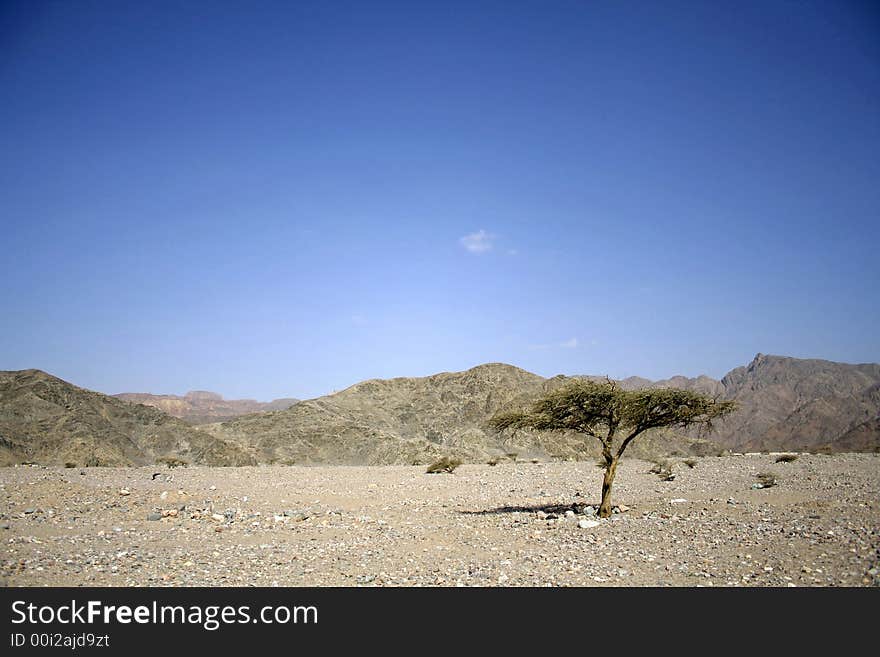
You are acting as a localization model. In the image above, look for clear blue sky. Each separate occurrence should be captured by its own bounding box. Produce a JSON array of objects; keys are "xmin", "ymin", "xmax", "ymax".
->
[{"xmin": 2, "ymin": 0, "xmax": 878, "ymax": 400}]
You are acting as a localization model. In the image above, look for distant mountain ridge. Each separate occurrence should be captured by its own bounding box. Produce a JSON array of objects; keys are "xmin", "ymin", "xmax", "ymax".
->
[
  {"xmin": 0, "ymin": 370, "xmax": 255, "ymax": 466},
  {"xmin": 588, "ymin": 353, "xmax": 880, "ymax": 452},
  {"xmin": 113, "ymin": 390, "xmax": 299, "ymax": 425},
  {"xmin": 1, "ymin": 353, "xmax": 877, "ymax": 467},
  {"xmin": 207, "ymin": 354, "xmax": 880, "ymax": 464},
  {"xmin": 206, "ymin": 363, "xmax": 728, "ymax": 465}
]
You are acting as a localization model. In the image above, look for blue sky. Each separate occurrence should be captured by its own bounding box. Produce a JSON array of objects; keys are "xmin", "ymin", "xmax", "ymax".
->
[{"xmin": 2, "ymin": 1, "xmax": 878, "ymax": 400}]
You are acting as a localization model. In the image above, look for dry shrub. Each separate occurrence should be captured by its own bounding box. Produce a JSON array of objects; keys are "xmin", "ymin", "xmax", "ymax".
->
[
  {"xmin": 426, "ymin": 457, "xmax": 462, "ymax": 474},
  {"xmin": 156, "ymin": 456, "xmax": 189, "ymax": 469},
  {"xmin": 775, "ymin": 454, "xmax": 798, "ymax": 463}
]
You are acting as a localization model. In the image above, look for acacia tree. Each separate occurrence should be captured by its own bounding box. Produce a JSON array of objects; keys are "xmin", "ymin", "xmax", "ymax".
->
[{"xmin": 488, "ymin": 379, "xmax": 736, "ymax": 518}]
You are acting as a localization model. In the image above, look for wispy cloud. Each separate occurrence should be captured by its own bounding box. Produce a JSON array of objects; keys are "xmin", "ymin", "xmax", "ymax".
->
[
  {"xmin": 529, "ymin": 337, "xmax": 580, "ymax": 350},
  {"xmin": 459, "ymin": 229, "xmax": 494, "ymax": 254}
]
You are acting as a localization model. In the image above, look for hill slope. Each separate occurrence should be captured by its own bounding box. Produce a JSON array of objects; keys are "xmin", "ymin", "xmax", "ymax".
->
[
  {"xmin": 208, "ymin": 364, "xmax": 721, "ymax": 464},
  {"xmin": 210, "ymin": 354, "xmax": 880, "ymax": 464},
  {"xmin": 714, "ymin": 354, "xmax": 880, "ymax": 452},
  {"xmin": 0, "ymin": 370, "xmax": 256, "ymax": 466}
]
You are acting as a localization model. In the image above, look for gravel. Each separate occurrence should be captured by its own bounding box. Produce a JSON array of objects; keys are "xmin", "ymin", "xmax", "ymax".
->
[{"xmin": 1, "ymin": 454, "xmax": 878, "ymax": 587}]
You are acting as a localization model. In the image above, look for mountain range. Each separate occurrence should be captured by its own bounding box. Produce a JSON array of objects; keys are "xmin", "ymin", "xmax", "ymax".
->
[
  {"xmin": 0, "ymin": 353, "xmax": 877, "ymax": 466},
  {"xmin": 0, "ymin": 369, "xmax": 255, "ymax": 467},
  {"xmin": 112, "ymin": 391, "xmax": 299, "ymax": 425}
]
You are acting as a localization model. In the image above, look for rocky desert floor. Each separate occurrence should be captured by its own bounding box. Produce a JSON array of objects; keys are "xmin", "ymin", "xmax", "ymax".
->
[{"xmin": 1, "ymin": 454, "xmax": 878, "ymax": 587}]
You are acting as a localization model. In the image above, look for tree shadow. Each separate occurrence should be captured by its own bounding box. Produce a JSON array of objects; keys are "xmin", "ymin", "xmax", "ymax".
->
[{"xmin": 460, "ymin": 501, "xmax": 596, "ymax": 516}]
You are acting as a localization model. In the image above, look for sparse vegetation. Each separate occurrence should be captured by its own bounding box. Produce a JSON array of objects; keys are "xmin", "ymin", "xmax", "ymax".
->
[
  {"xmin": 490, "ymin": 379, "xmax": 736, "ymax": 517},
  {"xmin": 683, "ymin": 458, "xmax": 698, "ymax": 468},
  {"xmin": 426, "ymin": 456, "xmax": 462, "ymax": 474},
  {"xmin": 156, "ymin": 456, "xmax": 189, "ymax": 469},
  {"xmin": 775, "ymin": 453, "xmax": 798, "ymax": 463},
  {"xmin": 487, "ymin": 458, "xmax": 500, "ymax": 466},
  {"xmin": 648, "ymin": 457, "xmax": 676, "ymax": 480},
  {"xmin": 64, "ymin": 462, "xmax": 77, "ymax": 468},
  {"xmin": 505, "ymin": 452, "xmax": 519, "ymax": 462},
  {"xmin": 755, "ymin": 472, "xmax": 778, "ymax": 488}
]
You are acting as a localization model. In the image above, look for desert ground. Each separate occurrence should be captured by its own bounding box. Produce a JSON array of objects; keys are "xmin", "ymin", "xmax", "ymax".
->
[{"xmin": 1, "ymin": 454, "xmax": 878, "ymax": 587}]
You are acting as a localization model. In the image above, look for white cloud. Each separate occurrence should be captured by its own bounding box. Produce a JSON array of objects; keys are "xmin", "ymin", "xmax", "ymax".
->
[
  {"xmin": 459, "ymin": 229, "xmax": 494, "ymax": 254},
  {"xmin": 529, "ymin": 337, "xmax": 580, "ymax": 350}
]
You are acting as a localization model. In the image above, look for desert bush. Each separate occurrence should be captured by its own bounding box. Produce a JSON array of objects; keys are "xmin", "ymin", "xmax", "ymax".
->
[
  {"xmin": 64, "ymin": 462, "xmax": 77, "ymax": 468},
  {"xmin": 648, "ymin": 458, "xmax": 675, "ymax": 480},
  {"xmin": 755, "ymin": 472, "xmax": 777, "ymax": 488},
  {"xmin": 157, "ymin": 456, "xmax": 189, "ymax": 469},
  {"xmin": 426, "ymin": 456, "xmax": 462, "ymax": 474},
  {"xmin": 775, "ymin": 453, "xmax": 798, "ymax": 463},
  {"xmin": 683, "ymin": 458, "xmax": 698, "ymax": 469},
  {"xmin": 487, "ymin": 458, "xmax": 499, "ymax": 466},
  {"xmin": 505, "ymin": 452, "xmax": 519, "ymax": 462}
]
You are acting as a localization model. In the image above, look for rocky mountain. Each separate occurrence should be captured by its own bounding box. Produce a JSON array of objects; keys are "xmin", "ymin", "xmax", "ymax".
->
[
  {"xmin": 588, "ymin": 354, "xmax": 880, "ymax": 453},
  {"xmin": 208, "ymin": 354, "xmax": 880, "ymax": 465},
  {"xmin": 3, "ymin": 354, "xmax": 877, "ymax": 467},
  {"xmin": 713, "ymin": 354, "xmax": 880, "ymax": 453},
  {"xmin": 0, "ymin": 370, "xmax": 256, "ymax": 466},
  {"xmin": 207, "ymin": 364, "xmax": 722, "ymax": 465},
  {"xmin": 113, "ymin": 391, "xmax": 299, "ymax": 425}
]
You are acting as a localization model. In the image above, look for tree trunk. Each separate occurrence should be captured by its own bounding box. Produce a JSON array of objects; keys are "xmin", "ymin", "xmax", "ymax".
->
[{"xmin": 598, "ymin": 458, "xmax": 619, "ymax": 518}]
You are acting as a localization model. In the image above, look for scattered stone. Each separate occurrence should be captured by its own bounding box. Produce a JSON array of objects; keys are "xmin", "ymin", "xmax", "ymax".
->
[
  {"xmin": 211, "ymin": 513, "xmax": 225, "ymax": 523},
  {"xmin": 578, "ymin": 519, "xmax": 601, "ymax": 529},
  {"xmin": 669, "ymin": 498, "xmax": 688, "ymax": 504},
  {"xmin": 617, "ymin": 504, "xmax": 630, "ymax": 513},
  {"xmin": 23, "ymin": 508, "xmax": 37, "ymax": 514},
  {"xmin": 119, "ymin": 488, "xmax": 130, "ymax": 496},
  {"xmin": 146, "ymin": 513, "xmax": 162, "ymax": 521}
]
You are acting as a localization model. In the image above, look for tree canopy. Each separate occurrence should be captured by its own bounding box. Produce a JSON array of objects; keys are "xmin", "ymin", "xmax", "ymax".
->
[{"xmin": 489, "ymin": 378, "xmax": 737, "ymax": 517}]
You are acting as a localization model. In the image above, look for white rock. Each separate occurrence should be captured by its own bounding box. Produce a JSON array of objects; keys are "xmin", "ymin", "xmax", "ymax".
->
[{"xmin": 578, "ymin": 519, "xmax": 601, "ymax": 529}]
